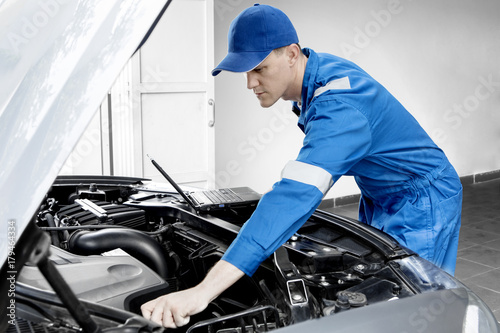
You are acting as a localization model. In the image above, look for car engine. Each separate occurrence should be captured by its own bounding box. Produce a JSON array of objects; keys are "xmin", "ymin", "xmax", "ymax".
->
[{"xmin": 18, "ymin": 176, "xmax": 418, "ymax": 332}]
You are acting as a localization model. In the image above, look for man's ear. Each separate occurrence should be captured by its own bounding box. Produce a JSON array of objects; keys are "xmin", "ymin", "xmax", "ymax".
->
[{"xmin": 287, "ymin": 44, "xmax": 301, "ymax": 66}]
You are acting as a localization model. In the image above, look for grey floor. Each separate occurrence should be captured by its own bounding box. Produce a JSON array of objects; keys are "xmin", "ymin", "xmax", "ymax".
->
[{"xmin": 326, "ymin": 178, "xmax": 500, "ymax": 322}]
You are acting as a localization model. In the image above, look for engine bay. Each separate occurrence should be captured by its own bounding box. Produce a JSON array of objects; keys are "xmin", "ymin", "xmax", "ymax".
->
[{"xmin": 24, "ymin": 176, "xmax": 417, "ymax": 332}]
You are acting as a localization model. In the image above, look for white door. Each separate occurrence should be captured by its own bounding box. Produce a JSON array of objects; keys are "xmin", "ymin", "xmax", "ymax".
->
[
  {"xmin": 61, "ymin": 0, "xmax": 216, "ymax": 188},
  {"xmin": 132, "ymin": 0, "xmax": 215, "ymax": 187}
]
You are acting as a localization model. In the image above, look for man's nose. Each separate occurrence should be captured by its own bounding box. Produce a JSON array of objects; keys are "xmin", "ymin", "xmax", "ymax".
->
[{"xmin": 246, "ymin": 72, "xmax": 258, "ymax": 90}]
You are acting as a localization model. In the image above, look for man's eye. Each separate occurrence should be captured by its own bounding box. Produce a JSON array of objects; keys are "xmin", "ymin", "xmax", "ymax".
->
[{"xmin": 254, "ymin": 68, "xmax": 262, "ymax": 73}]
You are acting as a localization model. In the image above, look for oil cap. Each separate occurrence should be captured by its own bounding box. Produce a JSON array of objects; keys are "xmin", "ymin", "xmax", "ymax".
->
[{"xmin": 336, "ymin": 290, "xmax": 367, "ymax": 307}]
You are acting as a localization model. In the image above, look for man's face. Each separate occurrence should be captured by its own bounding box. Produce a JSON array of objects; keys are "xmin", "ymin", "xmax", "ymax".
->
[{"xmin": 245, "ymin": 49, "xmax": 294, "ymax": 108}]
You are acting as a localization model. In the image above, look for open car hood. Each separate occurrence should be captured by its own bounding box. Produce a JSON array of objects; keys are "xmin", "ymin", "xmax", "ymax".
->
[{"xmin": 0, "ymin": 0, "xmax": 170, "ymax": 266}]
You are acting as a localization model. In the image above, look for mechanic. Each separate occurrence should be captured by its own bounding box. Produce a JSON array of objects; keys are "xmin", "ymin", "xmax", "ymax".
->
[{"xmin": 141, "ymin": 4, "xmax": 463, "ymax": 328}]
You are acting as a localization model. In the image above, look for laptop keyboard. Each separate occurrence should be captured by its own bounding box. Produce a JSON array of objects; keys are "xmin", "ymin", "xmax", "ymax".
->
[{"xmin": 203, "ymin": 188, "xmax": 243, "ymax": 204}]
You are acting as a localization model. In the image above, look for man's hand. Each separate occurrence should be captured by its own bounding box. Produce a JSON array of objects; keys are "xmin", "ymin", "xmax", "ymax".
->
[
  {"xmin": 141, "ymin": 260, "xmax": 245, "ymax": 328},
  {"xmin": 141, "ymin": 287, "xmax": 208, "ymax": 328}
]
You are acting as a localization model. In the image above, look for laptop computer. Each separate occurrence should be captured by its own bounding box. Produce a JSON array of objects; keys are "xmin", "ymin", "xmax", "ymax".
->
[{"xmin": 147, "ymin": 155, "xmax": 261, "ymax": 213}]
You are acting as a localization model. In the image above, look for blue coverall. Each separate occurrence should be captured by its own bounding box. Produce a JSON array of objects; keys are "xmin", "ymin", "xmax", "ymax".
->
[{"xmin": 223, "ymin": 48, "xmax": 463, "ymax": 275}]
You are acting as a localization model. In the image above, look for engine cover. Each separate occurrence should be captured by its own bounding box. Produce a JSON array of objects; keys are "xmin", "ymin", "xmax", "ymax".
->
[
  {"xmin": 17, "ymin": 246, "xmax": 169, "ymax": 314},
  {"xmin": 57, "ymin": 199, "xmax": 147, "ymax": 230}
]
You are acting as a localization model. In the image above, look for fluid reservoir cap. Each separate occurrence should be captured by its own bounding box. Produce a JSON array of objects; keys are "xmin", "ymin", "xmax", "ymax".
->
[{"xmin": 336, "ymin": 290, "xmax": 367, "ymax": 307}]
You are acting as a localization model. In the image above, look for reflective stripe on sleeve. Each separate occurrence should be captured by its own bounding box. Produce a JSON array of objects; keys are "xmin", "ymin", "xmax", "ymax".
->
[
  {"xmin": 281, "ymin": 160, "xmax": 333, "ymax": 195},
  {"xmin": 313, "ymin": 76, "xmax": 351, "ymax": 98}
]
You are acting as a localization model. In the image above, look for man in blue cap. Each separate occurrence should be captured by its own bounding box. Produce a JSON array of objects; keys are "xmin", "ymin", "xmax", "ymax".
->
[{"xmin": 142, "ymin": 4, "xmax": 463, "ymax": 328}]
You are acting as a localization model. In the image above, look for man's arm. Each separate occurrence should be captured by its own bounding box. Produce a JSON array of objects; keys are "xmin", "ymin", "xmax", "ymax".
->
[{"xmin": 141, "ymin": 259, "xmax": 245, "ymax": 328}]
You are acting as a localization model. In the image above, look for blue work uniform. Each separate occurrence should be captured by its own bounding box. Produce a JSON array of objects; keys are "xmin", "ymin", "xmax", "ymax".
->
[{"xmin": 222, "ymin": 48, "xmax": 463, "ymax": 275}]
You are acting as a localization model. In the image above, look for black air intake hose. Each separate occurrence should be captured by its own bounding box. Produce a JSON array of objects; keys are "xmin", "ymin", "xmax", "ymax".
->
[{"xmin": 67, "ymin": 228, "xmax": 169, "ymax": 278}]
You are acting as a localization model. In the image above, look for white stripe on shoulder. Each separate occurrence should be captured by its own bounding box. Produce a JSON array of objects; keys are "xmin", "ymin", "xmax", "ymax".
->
[
  {"xmin": 313, "ymin": 77, "xmax": 351, "ymax": 98},
  {"xmin": 281, "ymin": 160, "xmax": 333, "ymax": 195}
]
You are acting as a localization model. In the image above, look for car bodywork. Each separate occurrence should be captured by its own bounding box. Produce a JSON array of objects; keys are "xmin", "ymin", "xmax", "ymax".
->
[
  {"xmin": 0, "ymin": 1, "xmax": 499, "ymax": 332},
  {"xmin": 7, "ymin": 175, "xmax": 500, "ymax": 332}
]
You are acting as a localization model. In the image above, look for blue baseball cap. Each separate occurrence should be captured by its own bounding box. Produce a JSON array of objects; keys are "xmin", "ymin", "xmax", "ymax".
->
[{"xmin": 212, "ymin": 4, "xmax": 299, "ymax": 76}]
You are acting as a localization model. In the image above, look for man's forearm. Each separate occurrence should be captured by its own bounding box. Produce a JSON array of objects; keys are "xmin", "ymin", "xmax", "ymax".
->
[{"xmin": 196, "ymin": 259, "xmax": 245, "ymax": 302}]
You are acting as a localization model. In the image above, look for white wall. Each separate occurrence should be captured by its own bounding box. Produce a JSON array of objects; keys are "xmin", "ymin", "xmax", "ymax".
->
[{"xmin": 213, "ymin": 0, "xmax": 500, "ymax": 197}]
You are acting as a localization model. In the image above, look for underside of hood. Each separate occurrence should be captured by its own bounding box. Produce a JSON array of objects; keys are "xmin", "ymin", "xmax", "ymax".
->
[{"xmin": 0, "ymin": 0, "xmax": 170, "ymax": 265}]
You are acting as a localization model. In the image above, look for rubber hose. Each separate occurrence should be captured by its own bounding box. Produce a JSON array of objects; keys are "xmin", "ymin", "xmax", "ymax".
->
[
  {"xmin": 67, "ymin": 228, "xmax": 169, "ymax": 278},
  {"xmin": 44, "ymin": 213, "xmax": 60, "ymax": 247}
]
